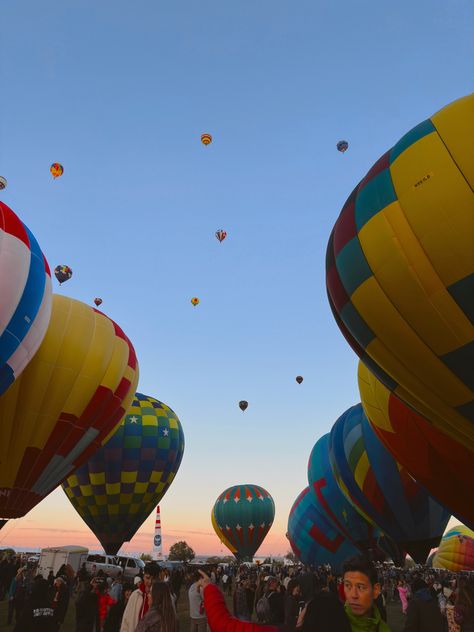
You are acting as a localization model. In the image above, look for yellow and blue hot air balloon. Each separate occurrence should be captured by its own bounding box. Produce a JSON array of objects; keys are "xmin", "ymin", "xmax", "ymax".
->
[
  {"xmin": 0, "ymin": 202, "xmax": 52, "ymax": 396},
  {"xmin": 329, "ymin": 404, "xmax": 451, "ymax": 563},
  {"xmin": 326, "ymin": 94, "xmax": 474, "ymax": 452},
  {"xmin": 0, "ymin": 295, "xmax": 139, "ymax": 523},
  {"xmin": 62, "ymin": 394, "xmax": 184, "ymax": 555},
  {"xmin": 432, "ymin": 525, "xmax": 474, "ymax": 572},
  {"xmin": 358, "ymin": 361, "xmax": 474, "ymax": 530},
  {"xmin": 212, "ymin": 485, "xmax": 274, "ymax": 561}
]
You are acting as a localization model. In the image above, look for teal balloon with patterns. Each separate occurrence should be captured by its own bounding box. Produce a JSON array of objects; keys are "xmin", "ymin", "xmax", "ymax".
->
[
  {"xmin": 287, "ymin": 486, "xmax": 359, "ymax": 572},
  {"xmin": 212, "ymin": 484, "xmax": 275, "ymax": 560}
]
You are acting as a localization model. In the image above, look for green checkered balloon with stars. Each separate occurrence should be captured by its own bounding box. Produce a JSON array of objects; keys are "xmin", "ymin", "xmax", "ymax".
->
[{"xmin": 62, "ymin": 393, "xmax": 185, "ymax": 555}]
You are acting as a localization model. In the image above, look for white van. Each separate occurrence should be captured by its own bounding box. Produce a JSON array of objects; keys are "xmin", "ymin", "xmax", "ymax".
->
[{"xmin": 85, "ymin": 554, "xmax": 122, "ymax": 578}]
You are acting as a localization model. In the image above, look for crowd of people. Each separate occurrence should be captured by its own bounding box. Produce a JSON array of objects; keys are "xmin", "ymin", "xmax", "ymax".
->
[
  {"xmin": 0, "ymin": 551, "xmax": 473, "ymax": 631},
  {"xmin": 200, "ymin": 558, "xmax": 474, "ymax": 632}
]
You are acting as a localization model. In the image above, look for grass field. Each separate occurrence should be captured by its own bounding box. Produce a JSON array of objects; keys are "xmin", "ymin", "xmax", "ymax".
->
[{"xmin": 0, "ymin": 592, "xmax": 406, "ymax": 631}]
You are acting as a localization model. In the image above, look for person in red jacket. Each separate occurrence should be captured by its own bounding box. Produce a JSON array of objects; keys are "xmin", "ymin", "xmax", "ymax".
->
[{"xmin": 94, "ymin": 578, "xmax": 117, "ymax": 631}]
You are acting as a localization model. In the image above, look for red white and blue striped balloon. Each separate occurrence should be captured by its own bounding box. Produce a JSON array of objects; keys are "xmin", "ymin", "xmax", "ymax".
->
[{"xmin": 0, "ymin": 201, "xmax": 52, "ymax": 395}]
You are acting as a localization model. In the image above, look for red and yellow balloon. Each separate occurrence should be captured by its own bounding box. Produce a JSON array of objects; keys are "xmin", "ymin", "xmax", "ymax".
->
[
  {"xmin": 358, "ymin": 361, "xmax": 474, "ymax": 530},
  {"xmin": 0, "ymin": 295, "xmax": 139, "ymax": 521}
]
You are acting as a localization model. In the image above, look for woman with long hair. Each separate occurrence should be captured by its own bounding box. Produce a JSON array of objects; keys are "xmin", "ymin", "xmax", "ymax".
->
[
  {"xmin": 454, "ymin": 578, "xmax": 474, "ymax": 632},
  {"xmin": 136, "ymin": 581, "xmax": 178, "ymax": 632}
]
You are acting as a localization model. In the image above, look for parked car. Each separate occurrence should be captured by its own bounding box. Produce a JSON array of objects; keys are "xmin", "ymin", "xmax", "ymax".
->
[
  {"xmin": 116, "ymin": 556, "xmax": 146, "ymax": 580},
  {"xmin": 85, "ymin": 554, "xmax": 122, "ymax": 578}
]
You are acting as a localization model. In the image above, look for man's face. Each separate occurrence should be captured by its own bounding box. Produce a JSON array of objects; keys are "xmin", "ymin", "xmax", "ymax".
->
[
  {"xmin": 143, "ymin": 573, "xmax": 153, "ymax": 592},
  {"xmin": 343, "ymin": 571, "xmax": 380, "ymax": 617}
]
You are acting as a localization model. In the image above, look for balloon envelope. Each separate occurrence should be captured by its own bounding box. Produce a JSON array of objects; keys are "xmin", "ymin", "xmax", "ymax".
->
[
  {"xmin": 308, "ymin": 433, "xmax": 379, "ymax": 551},
  {"xmin": 212, "ymin": 484, "xmax": 274, "ymax": 560},
  {"xmin": 337, "ymin": 140, "xmax": 349, "ymax": 153},
  {"xmin": 0, "ymin": 295, "xmax": 139, "ymax": 519},
  {"xmin": 211, "ymin": 507, "xmax": 237, "ymax": 554},
  {"xmin": 287, "ymin": 486, "xmax": 359, "ymax": 572},
  {"xmin": 215, "ymin": 230, "xmax": 227, "ymax": 243},
  {"xmin": 326, "ymin": 94, "xmax": 474, "ymax": 452},
  {"xmin": 358, "ymin": 361, "xmax": 474, "ymax": 530},
  {"xmin": 54, "ymin": 265, "xmax": 72, "ymax": 284},
  {"xmin": 0, "ymin": 201, "xmax": 52, "ymax": 395},
  {"xmin": 329, "ymin": 404, "xmax": 451, "ymax": 563},
  {"xmin": 432, "ymin": 525, "xmax": 474, "ymax": 572},
  {"xmin": 239, "ymin": 401, "xmax": 248, "ymax": 411},
  {"xmin": 0, "ymin": 177, "xmax": 7, "ymax": 190},
  {"xmin": 63, "ymin": 393, "xmax": 184, "ymax": 555},
  {"xmin": 201, "ymin": 133, "xmax": 212, "ymax": 146},
  {"xmin": 191, "ymin": 297, "xmax": 199, "ymax": 306},
  {"xmin": 50, "ymin": 163, "xmax": 64, "ymax": 178}
]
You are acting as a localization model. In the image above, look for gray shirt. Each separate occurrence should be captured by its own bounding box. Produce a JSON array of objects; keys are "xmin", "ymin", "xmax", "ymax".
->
[{"xmin": 188, "ymin": 582, "xmax": 205, "ymax": 620}]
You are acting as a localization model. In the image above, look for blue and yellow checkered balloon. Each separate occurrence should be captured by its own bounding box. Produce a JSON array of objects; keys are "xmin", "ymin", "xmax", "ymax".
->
[{"xmin": 62, "ymin": 393, "xmax": 185, "ymax": 555}]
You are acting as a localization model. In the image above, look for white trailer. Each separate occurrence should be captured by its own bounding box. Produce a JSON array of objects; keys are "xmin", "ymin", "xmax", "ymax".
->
[{"xmin": 37, "ymin": 545, "xmax": 89, "ymax": 579}]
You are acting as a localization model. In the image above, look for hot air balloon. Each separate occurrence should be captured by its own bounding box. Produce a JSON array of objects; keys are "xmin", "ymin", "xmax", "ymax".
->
[
  {"xmin": 0, "ymin": 295, "xmax": 139, "ymax": 522},
  {"xmin": 201, "ymin": 133, "xmax": 212, "ymax": 146},
  {"xmin": 329, "ymin": 404, "xmax": 451, "ymax": 563},
  {"xmin": 50, "ymin": 163, "xmax": 64, "ymax": 178},
  {"xmin": 215, "ymin": 229, "xmax": 227, "ymax": 243},
  {"xmin": 211, "ymin": 507, "xmax": 237, "ymax": 554},
  {"xmin": 0, "ymin": 176, "xmax": 7, "ymax": 190},
  {"xmin": 326, "ymin": 94, "xmax": 474, "ymax": 453},
  {"xmin": 63, "ymin": 393, "xmax": 184, "ymax": 555},
  {"xmin": 190, "ymin": 297, "xmax": 200, "ymax": 307},
  {"xmin": 0, "ymin": 201, "xmax": 52, "ymax": 396},
  {"xmin": 239, "ymin": 401, "xmax": 248, "ymax": 412},
  {"xmin": 296, "ymin": 376, "xmax": 303, "ymax": 384},
  {"xmin": 337, "ymin": 140, "xmax": 349, "ymax": 153},
  {"xmin": 212, "ymin": 484, "xmax": 274, "ymax": 560},
  {"xmin": 358, "ymin": 361, "xmax": 474, "ymax": 530},
  {"xmin": 54, "ymin": 265, "xmax": 72, "ymax": 285},
  {"xmin": 94, "ymin": 298, "xmax": 103, "ymax": 307},
  {"xmin": 308, "ymin": 434, "xmax": 379, "ymax": 552},
  {"xmin": 432, "ymin": 525, "xmax": 474, "ymax": 572},
  {"xmin": 287, "ymin": 486, "xmax": 359, "ymax": 572}
]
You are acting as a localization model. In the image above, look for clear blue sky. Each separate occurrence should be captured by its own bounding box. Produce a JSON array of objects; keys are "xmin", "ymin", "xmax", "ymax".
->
[{"xmin": 0, "ymin": 0, "xmax": 472, "ymax": 554}]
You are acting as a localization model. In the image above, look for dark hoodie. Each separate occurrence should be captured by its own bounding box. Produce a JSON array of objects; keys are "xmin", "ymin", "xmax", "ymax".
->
[
  {"xmin": 404, "ymin": 584, "xmax": 444, "ymax": 632},
  {"xmin": 13, "ymin": 578, "xmax": 55, "ymax": 631}
]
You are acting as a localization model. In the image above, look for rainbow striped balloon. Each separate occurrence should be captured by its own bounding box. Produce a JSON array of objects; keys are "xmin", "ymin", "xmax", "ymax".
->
[
  {"xmin": 433, "ymin": 525, "xmax": 474, "ymax": 572},
  {"xmin": 329, "ymin": 404, "xmax": 450, "ymax": 563}
]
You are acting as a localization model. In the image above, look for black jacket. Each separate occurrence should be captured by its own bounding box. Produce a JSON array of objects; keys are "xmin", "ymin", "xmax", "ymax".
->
[
  {"xmin": 404, "ymin": 588, "xmax": 444, "ymax": 632},
  {"xmin": 13, "ymin": 596, "xmax": 56, "ymax": 631}
]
